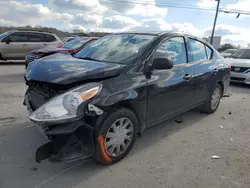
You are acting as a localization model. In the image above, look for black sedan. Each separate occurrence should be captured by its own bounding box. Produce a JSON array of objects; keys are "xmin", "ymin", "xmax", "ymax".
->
[{"xmin": 24, "ymin": 32, "xmax": 230, "ymax": 164}]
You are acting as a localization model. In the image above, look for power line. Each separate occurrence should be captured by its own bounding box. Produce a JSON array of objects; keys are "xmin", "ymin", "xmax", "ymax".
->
[
  {"xmin": 108, "ymin": 0, "xmax": 250, "ymax": 15},
  {"xmin": 108, "ymin": 0, "xmax": 216, "ymax": 11}
]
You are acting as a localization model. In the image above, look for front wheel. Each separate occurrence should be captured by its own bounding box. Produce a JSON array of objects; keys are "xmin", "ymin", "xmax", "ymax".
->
[
  {"xmin": 200, "ymin": 83, "xmax": 222, "ymax": 113},
  {"xmin": 95, "ymin": 108, "xmax": 138, "ymax": 165}
]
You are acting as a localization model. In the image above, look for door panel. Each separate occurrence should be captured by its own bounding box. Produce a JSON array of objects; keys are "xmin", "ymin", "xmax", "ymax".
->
[
  {"xmin": 188, "ymin": 38, "xmax": 217, "ymax": 102},
  {"xmin": 192, "ymin": 61, "xmax": 216, "ymax": 102},
  {"xmin": 146, "ymin": 37, "xmax": 195, "ymax": 125},
  {"xmin": 147, "ymin": 64, "xmax": 195, "ymax": 125},
  {"xmin": 1, "ymin": 32, "xmax": 29, "ymax": 60}
]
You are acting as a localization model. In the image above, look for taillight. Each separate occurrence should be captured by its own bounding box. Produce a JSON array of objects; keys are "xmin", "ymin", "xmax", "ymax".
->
[{"xmin": 58, "ymin": 42, "xmax": 63, "ymax": 46}]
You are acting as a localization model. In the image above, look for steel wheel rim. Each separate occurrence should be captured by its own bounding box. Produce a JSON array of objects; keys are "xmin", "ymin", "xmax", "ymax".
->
[
  {"xmin": 104, "ymin": 117, "xmax": 134, "ymax": 157},
  {"xmin": 211, "ymin": 88, "xmax": 221, "ymax": 110}
]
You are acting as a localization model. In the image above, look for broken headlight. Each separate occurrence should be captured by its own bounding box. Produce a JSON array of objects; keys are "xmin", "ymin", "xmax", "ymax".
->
[{"xmin": 29, "ymin": 83, "xmax": 102, "ymax": 122}]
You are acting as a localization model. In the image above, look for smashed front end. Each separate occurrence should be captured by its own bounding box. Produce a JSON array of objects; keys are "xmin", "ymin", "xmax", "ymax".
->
[{"xmin": 24, "ymin": 81, "xmax": 103, "ymax": 163}]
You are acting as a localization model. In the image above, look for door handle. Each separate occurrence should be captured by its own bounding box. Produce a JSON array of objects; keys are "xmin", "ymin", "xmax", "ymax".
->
[
  {"xmin": 43, "ymin": 44, "xmax": 48, "ymax": 46},
  {"xmin": 183, "ymin": 74, "xmax": 193, "ymax": 80},
  {"xmin": 23, "ymin": 44, "xmax": 28, "ymax": 46}
]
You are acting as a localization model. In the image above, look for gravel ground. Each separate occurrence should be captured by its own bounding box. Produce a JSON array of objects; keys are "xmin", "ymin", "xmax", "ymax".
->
[{"xmin": 0, "ymin": 65, "xmax": 249, "ymax": 188}]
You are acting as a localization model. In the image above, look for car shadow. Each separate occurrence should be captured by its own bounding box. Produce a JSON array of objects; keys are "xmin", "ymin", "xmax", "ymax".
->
[{"xmin": 131, "ymin": 108, "xmax": 208, "ymax": 155}]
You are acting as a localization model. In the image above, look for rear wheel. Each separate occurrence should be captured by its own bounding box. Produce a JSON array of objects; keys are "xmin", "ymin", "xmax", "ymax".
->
[
  {"xmin": 95, "ymin": 108, "xmax": 138, "ymax": 165},
  {"xmin": 200, "ymin": 83, "xmax": 222, "ymax": 113}
]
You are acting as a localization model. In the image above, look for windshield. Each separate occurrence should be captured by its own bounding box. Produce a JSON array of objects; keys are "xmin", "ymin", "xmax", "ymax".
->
[
  {"xmin": 74, "ymin": 34, "xmax": 155, "ymax": 64},
  {"xmin": 223, "ymin": 49, "xmax": 236, "ymax": 53},
  {"xmin": 61, "ymin": 38, "xmax": 89, "ymax": 49},
  {"xmin": 230, "ymin": 49, "xmax": 250, "ymax": 59},
  {"xmin": 0, "ymin": 31, "xmax": 12, "ymax": 39}
]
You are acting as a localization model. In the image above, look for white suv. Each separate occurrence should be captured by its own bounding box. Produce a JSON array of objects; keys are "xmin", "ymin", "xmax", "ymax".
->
[{"xmin": 0, "ymin": 30, "xmax": 63, "ymax": 60}]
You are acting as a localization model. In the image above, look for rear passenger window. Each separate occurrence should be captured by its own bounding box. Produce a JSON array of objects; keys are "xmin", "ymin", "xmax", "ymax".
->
[
  {"xmin": 205, "ymin": 46, "xmax": 212, "ymax": 59},
  {"xmin": 7, "ymin": 32, "xmax": 29, "ymax": 42},
  {"xmin": 189, "ymin": 39, "xmax": 207, "ymax": 62},
  {"xmin": 29, "ymin": 33, "xmax": 45, "ymax": 42},
  {"xmin": 154, "ymin": 37, "xmax": 187, "ymax": 65},
  {"xmin": 45, "ymin": 34, "xmax": 57, "ymax": 42}
]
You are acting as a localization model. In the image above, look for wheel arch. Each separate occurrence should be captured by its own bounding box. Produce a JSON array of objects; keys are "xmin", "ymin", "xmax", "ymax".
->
[
  {"xmin": 217, "ymin": 80, "xmax": 224, "ymax": 95},
  {"xmin": 110, "ymin": 101, "xmax": 146, "ymax": 134}
]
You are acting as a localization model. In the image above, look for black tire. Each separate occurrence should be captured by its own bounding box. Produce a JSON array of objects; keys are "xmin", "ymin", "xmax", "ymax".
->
[
  {"xmin": 200, "ymin": 83, "xmax": 222, "ymax": 114},
  {"xmin": 95, "ymin": 108, "xmax": 138, "ymax": 165}
]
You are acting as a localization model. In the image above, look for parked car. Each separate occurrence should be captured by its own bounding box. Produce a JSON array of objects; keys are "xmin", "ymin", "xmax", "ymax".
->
[
  {"xmin": 227, "ymin": 48, "xmax": 250, "ymax": 84},
  {"xmin": 221, "ymin": 49, "xmax": 237, "ymax": 58},
  {"xmin": 0, "ymin": 30, "xmax": 63, "ymax": 60},
  {"xmin": 25, "ymin": 37, "xmax": 98, "ymax": 68},
  {"xmin": 62, "ymin": 36, "xmax": 75, "ymax": 44},
  {"xmin": 24, "ymin": 32, "xmax": 230, "ymax": 164}
]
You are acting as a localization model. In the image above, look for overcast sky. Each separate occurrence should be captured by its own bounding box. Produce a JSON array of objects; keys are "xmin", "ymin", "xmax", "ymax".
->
[{"xmin": 0, "ymin": 0, "xmax": 250, "ymax": 45}]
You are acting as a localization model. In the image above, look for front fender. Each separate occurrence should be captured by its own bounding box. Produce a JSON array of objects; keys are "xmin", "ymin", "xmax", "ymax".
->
[{"xmin": 91, "ymin": 73, "xmax": 148, "ymax": 133}]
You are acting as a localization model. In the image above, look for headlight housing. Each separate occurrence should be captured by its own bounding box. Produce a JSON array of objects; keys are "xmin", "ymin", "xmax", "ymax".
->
[{"xmin": 29, "ymin": 83, "xmax": 102, "ymax": 122}]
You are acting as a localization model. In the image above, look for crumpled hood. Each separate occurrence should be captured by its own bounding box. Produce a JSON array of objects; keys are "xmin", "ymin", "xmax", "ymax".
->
[
  {"xmin": 25, "ymin": 53, "xmax": 124, "ymax": 85},
  {"xmin": 29, "ymin": 47, "xmax": 70, "ymax": 54},
  {"xmin": 227, "ymin": 58, "xmax": 250, "ymax": 67}
]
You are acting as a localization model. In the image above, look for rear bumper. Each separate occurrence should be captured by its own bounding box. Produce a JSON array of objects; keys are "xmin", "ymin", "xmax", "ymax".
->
[{"xmin": 230, "ymin": 71, "xmax": 250, "ymax": 84}]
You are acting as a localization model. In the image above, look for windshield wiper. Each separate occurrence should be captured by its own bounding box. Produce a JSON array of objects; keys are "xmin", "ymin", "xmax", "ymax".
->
[{"xmin": 76, "ymin": 57, "xmax": 100, "ymax": 62}]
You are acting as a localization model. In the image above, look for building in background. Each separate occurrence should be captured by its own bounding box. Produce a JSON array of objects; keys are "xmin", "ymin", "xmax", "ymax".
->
[{"xmin": 202, "ymin": 36, "xmax": 222, "ymax": 49}]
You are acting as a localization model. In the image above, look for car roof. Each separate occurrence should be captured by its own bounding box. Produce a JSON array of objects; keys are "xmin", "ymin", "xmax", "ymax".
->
[
  {"xmin": 238, "ymin": 47, "xmax": 250, "ymax": 50},
  {"xmin": 73, "ymin": 37, "xmax": 99, "ymax": 40},
  {"xmin": 113, "ymin": 31, "xmax": 200, "ymax": 38},
  {"xmin": 9, "ymin": 30, "xmax": 56, "ymax": 35}
]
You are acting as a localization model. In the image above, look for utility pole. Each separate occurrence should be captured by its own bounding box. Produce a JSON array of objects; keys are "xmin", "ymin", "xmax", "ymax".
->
[{"xmin": 210, "ymin": 0, "xmax": 220, "ymax": 45}]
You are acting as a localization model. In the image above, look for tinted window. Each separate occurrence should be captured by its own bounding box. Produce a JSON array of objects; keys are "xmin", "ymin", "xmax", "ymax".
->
[
  {"xmin": 205, "ymin": 46, "xmax": 212, "ymax": 59},
  {"xmin": 189, "ymin": 39, "xmax": 207, "ymax": 62},
  {"xmin": 7, "ymin": 32, "xmax": 29, "ymax": 42},
  {"xmin": 45, "ymin": 34, "xmax": 56, "ymax": 42},
  {"xmin": 154, "ymin": 37, "xmax": 187, "ymax": 65},
  {"xmin": 29, "ymin": 33, "xmax": 45, "ymax": 42}
]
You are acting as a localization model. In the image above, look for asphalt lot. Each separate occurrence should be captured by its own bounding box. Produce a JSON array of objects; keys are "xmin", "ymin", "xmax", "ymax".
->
[{"xmin": 0, "ymin": 65, "xmax": 250, "ymax": 188}]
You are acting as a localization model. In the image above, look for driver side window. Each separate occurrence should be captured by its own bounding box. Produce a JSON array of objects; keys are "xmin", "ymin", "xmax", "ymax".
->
[{"xmin": 154, "ymin": 37, "xmax": 187, "ymax": 65}]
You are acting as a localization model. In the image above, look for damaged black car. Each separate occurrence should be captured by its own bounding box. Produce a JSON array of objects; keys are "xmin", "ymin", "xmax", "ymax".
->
[{"xmin": 24, "ymin": 32, "xmax": 230, "ymax": 164}]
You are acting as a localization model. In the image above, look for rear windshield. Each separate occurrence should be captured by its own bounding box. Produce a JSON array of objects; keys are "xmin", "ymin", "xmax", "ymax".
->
[
  {"xmin": 61, "ymin": 38, "xmax": 89, "ymax": 49},
  {"xmin": 230, "ymin": 49, "xmax": 250, "ymax": 59}
]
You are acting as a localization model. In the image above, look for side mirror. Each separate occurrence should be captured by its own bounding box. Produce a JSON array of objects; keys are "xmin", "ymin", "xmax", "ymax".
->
[
  {"xmin": 5, "ymin": 38, "xmax": 11, "ymax": 44},
  {"xmin": 153, "ymin": 57, "xmax": 173, "ymax": 70}
]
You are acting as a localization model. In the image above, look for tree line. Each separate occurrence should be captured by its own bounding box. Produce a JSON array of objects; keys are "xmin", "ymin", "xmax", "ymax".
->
[{"xmin": 0, "ymin": 25, "xmax": 72, "ymax": 38}]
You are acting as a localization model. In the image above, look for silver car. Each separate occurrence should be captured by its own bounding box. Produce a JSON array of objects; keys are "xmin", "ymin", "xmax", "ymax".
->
[
  {"xmin": 227, "ymin": 48, "xmax": 250, "ymax": 84},
  {"xmin": 221, "ymin": 49, "xmax": 237, "ymax": 58},
  {"xmin": 0, "ymin": 30, "xmax": 63, "ymax": 60}
]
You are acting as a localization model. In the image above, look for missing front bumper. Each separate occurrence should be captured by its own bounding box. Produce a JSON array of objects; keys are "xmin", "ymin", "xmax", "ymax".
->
[{"xmin": 36, "ymin": 123, "xmax": 95, "ymax": 163}]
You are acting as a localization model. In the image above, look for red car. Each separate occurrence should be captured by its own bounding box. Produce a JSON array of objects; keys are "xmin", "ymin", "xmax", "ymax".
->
[{"xmin": 25, "ymin": 37, "xmax": 98, "ymax": 68}]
